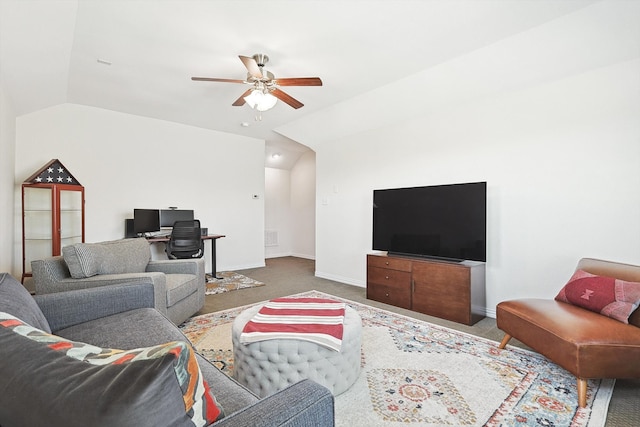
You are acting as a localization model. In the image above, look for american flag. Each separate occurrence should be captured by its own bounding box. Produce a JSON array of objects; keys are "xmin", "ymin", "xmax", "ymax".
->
[{"xmin": 25, "ymin": 159, "xmax": 81, "ymax": 185}]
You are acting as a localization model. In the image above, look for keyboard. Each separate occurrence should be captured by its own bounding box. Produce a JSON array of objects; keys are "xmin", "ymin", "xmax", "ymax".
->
[{"xmin": 145, "ymin": 230, "xmax": 171, "ymax": 238}]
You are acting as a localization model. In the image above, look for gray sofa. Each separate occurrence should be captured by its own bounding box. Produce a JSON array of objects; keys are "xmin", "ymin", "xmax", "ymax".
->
[
  {"xmin": 31, "ymin": 238, "xmax": 205, "ymax": 325},
  {"xmin": 0, "ymin": 272, "xmax": 334, "ymax": 427}
]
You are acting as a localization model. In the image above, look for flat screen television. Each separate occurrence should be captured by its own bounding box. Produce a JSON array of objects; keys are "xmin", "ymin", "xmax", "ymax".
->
[
  {"xmin": 372, "ymin": 182, "xmax": 486, "ymax": 262},
  {"xmin": 160, "ymin": 209, "xmax": 194, "ymax": 227},
  {"xmin": 133, "ymin": 209, "xmax": 160, "ymax": 234}
]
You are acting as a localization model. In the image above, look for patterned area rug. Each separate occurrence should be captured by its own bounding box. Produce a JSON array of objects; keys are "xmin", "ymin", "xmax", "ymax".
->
[
  {"xmin": 204, "ymin": 272, "xmax": 265, "ymax": 295},
  {"xmin": 179, "ymin": 291, "xmax": 613, "ymax": 427}
]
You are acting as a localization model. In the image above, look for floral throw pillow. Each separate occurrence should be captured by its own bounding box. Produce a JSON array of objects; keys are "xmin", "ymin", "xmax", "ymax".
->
[
  {"xmin": 555, "ymin": 270, "xmax": 640, "ymax": 323},
  {"xmin": 0, "ymin": 312, "xmax": 224, "ymax": 426}
]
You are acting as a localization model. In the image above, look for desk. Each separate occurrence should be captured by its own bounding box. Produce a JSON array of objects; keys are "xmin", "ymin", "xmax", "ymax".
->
[{"xmin": 147, "ymin": 234, "xmax": 225, "ymax": 278}]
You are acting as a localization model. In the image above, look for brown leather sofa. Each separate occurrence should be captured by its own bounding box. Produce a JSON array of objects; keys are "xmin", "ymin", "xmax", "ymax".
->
[{"xmin": 496, "ymin": 258, "xmax": 640, "ymax": 407}]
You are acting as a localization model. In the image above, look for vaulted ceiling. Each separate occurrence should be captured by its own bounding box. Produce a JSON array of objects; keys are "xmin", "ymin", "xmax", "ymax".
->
[{"xmin": 0, "ymin": 0, "xmax": 611, "ymax": 168}]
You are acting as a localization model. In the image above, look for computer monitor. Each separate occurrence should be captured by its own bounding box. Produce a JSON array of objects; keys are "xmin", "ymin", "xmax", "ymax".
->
[
  {"xmin": 160, "ymin": 209, "xmax": 194, "ymax": 228},
  {"xmin": 133, "ymin": 209, "xmax": 160, "ymax": 234}
]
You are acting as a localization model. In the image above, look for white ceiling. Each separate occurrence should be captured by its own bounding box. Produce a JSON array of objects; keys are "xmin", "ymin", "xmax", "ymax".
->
[{"xmin": 0, "ymin": 0, "xmax": 606, "ymax": 169}]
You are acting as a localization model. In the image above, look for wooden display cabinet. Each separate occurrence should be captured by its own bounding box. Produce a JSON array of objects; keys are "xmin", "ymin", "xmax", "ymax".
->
[
  {"xmin": 21, "ymin": 160, "xmax": 85, "ymax": 283},
  {"xmin": 366, "ymin": 253, "xmax": 486, "ymax": 325}
]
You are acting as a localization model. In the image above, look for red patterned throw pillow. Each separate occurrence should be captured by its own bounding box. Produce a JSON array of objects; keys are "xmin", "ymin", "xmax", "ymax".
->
[{"xmin": 555, "ymin": 270, "xmax": 640, "ymax": 323}]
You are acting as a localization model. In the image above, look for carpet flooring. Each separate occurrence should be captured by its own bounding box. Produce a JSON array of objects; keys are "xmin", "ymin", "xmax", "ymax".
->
[{"xmin": 195, "ymin": 257, "xmax": 640, "ymax": 427}]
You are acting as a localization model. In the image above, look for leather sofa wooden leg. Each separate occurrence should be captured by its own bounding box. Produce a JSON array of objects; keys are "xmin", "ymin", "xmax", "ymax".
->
[
  {"xmin": 498, "ymin": 334, "xmax": 512, "ymax": 349},
  {"xmin": 577, "ymin": 377, "xmax": 588, "ymax": 408}
]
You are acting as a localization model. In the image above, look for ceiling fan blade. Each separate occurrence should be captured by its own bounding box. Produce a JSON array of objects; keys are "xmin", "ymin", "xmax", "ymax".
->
[
  {"xmin": 191, "ymin": 77, "xmax": 246, "ymax": 83},
  {"xmin": 232, "ymin": 89, "xmax": 253, "ymax": 106},
  {"xmin": 239, "ymin": 55, "xmax": 263, "ymax": 79},
  {"xmin": 271, "ymin": 88, "xmax": 304, "ymax": 109},
  {"xmin": 275, "ymin": 77, "xmax": 323, "ymax": 86}
]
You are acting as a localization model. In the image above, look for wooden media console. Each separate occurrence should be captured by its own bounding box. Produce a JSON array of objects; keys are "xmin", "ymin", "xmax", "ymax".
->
[{"xmin": 366, "ymin": 253, "xmax": 486, "ymax": 325}]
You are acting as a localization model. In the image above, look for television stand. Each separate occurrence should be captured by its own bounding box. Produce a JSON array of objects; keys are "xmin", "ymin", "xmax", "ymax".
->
[
  {"xmin": 366, "ymin": 253, "xmax": 486, "ymax": 325},
  {"xmin": 387, "ymin": 252, "xmax": 464, "ymax": 264}
]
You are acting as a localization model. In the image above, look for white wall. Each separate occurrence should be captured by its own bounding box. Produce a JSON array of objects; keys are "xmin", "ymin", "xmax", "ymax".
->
[
  {"xmin": 315, "ymin": 58, "xmax": 640, "ymax": 316},
  {"xmin": 264, "ymin": 168, "xmax": 293, "ymax": 258},
  {"xmin": 290, "ymin": 150, "xmax": 316, "ymax": 259},
  {"xmin": 264, "ymin": 151, "xmax": 316, "ymax": 260},
  {"xmin": 14, "ymin": 103, "xmax": 266, "ymax": 276},
  {"xmin": 0, "ymin": 83, "xmax": 17, "ymax": 274}
]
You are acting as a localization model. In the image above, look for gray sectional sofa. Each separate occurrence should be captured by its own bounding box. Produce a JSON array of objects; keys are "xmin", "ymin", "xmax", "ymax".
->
[
  {"xmin": 0, "ymin": 272, "xmax": 334, "ymax": 426},
  {"xmin": 31, "ymin": 238, "xmax": 205, "ymax": 325}
]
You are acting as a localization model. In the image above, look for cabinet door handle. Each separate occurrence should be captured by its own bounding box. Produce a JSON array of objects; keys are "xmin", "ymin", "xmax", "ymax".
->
[
  {"xmin": 385, "ymin": 276, "xmax": 389, "ymax": 280},
  {"xmin": 385, "ymin": 261, "xmax": 389, "ymax": 265}
]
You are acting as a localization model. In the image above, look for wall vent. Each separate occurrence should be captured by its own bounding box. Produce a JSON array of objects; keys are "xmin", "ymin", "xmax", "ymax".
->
[{"xmin": 265, "ymin": 230, "xmax": 279, "ymax": 247}]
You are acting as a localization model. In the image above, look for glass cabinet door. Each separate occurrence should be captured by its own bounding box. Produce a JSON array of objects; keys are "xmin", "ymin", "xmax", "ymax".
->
[
  {"xmin": 23, "ymin": 187, "xmax": 53, "ymax": 277},
  {"xmin": 59, "ymin": 189, "xmax": 84, "ymax": 248}
]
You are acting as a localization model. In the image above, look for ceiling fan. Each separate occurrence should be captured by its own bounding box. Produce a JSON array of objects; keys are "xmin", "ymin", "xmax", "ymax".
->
[{"xmin": 191, "ymin": 53, "xmax": 322, "ymax": 110}]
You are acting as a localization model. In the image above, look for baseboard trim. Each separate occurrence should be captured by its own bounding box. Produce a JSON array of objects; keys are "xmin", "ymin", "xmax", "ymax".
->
[
  {"xmin": 223, "ymin": 262, "xmax": 266, "ymax": 271},
  {"xmin": 484, "ymin": 307, "xmax": 497, "ymax": 319},
  {"xmin": 315, "ymin": 271, "xmax": 365, "ymax": 288},
  {"xmin": 290, "ymin": 252, "xmax": 315, "ymax": 260},
  {"xmin": 266, "ymin": 252, "xmax": 315, "ymax": 260}
]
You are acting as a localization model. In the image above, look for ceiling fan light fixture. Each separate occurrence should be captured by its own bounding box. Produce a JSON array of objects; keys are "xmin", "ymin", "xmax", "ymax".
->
[
  {"xmin": 244, "ymin": 89, "xmax": 278, "ymax": 111},
  {"xmin": 258, "ymin": 92, "xmax": 278, "ymax": 111}
]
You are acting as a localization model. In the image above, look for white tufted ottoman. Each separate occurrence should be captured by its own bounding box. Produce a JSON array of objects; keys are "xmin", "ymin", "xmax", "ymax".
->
[{"xmin": 232, "ymin": 304, "xmax": 362, "ymax": 397}]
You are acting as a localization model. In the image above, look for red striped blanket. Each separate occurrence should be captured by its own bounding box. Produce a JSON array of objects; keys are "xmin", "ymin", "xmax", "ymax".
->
[{"xmin": 240, "ymin": 297, "xmax": 346, "ymax": 352}]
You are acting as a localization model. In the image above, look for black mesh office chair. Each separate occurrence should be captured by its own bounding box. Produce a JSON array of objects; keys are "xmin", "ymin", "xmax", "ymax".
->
[{"xmin": 166, "ymin": 219, "xmax": 204, "ymax": 259}]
